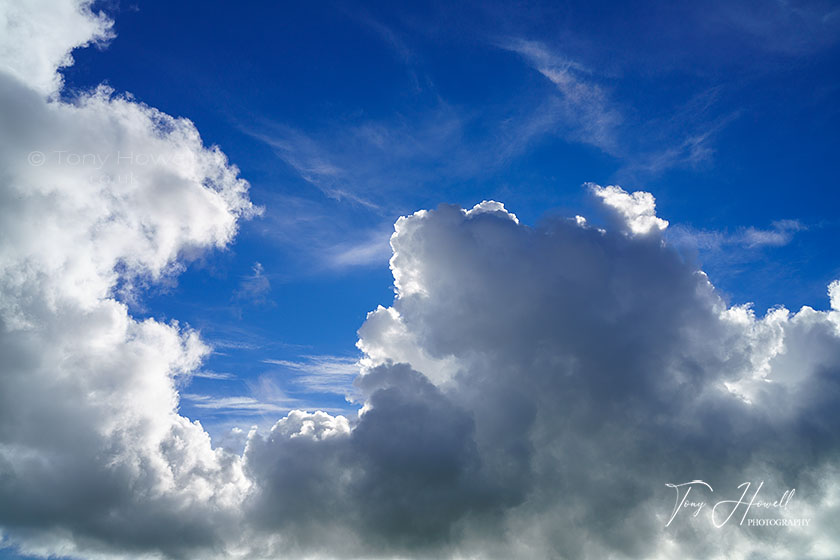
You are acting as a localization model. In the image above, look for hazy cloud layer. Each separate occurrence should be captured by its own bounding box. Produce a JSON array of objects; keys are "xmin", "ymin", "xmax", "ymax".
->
[{"xmin": 1, "ymin": 2, "xmax": 839, "ymax": 559}]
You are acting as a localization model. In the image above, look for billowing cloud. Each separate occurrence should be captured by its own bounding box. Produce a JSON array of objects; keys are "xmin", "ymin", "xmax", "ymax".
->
[
  {"xmin": 241, "ymin": 191, "xmax": 840, "ymax": 558},
  {"xmin": 590, "ymin": 182, "xmax": 669, "ymax": 234},
  {"xmin": 334, "ymin": 194, "xmax": 840, "ymax": 559},
  {"xmin": 0, "ymin": 0, "xmax": 113, "ymax": 95},
  {"xmin": 2, "ymin": 2, "xmax": 840, "ymax": 559},
  {"xmin": 0, "ymin": 0, "xmax": 255, "ymax": 557}
]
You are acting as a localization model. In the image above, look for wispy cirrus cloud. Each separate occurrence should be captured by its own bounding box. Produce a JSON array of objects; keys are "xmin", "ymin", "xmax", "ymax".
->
[
  {"xmin": 249, "ymin": 190, "xmax": 395, "ymax": 271},
  {"xmin": 246, "ymin": 126, "xmax": 383, "ymax": 209},
  {"xmin": 246, "ymin": 97, "xmax": 575, "ymax": 214},
  {"xmin": 669, "ymin": 219, "xmax": 807, "ymax": 253},
  {"xmin": 263, "ymin": 355, "xmax": 360, "ymax": 396},
  {"xmin": 186, "ymin": 370, "xmax": 237, "ymax": 381},
  {"xmin": 703, "ymin": 0, "xmax": 840, "ymax": 56},
  {"xmin": 353, "ymin": 14, "xmax": 425, "ymax": 93},
  {"xmin": 252, "ymin": 35, "xmax": 736, "ymax": 216},
  {"xmin": 499, "ymin": 38, "xmax": 622, "ymax": 153},
  {"xmin": 233, "ymin": 261, "xmax": 273, "ymax": 305},
  {"xmin": 181, "ymin": 393, "xmax": 293, "ymax": 414},
  {"xmin": 182, "ymin": 362, "xmax": 358, "ymax": 418},
  {"xmin": 500, "ymin": 39, "xmax": 738, "ymax": 178},
  {"xmin": 742, "ymin": 219, "xmax": 807, "ymax": 248},
  {"xmin": 323, "ymin": 229, "xmax": 393, "ymax": 269}
]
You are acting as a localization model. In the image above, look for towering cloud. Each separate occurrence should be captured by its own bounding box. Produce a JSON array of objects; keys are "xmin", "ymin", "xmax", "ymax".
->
[
  {"xmin": 346, "ymin": 196, "xmax": 840, "ymax": 558},
  {"xmin": 0, "ymin": 1, "xmax": 255, "ymax": 557},
  {"xmin": 1, "ymin": 2, "xmax": 839, "ymax": 559}
]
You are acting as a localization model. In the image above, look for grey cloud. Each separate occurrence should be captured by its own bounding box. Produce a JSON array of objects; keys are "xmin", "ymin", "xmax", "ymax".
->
[
  {"xmin": 345, "ymin": 195, "xmax": 840, "ymax": 558},
  {"xmin": 242, "ymin": 363, "xmax": 512, "ymax": 557},
  {"xmin": 217, "ymin": 192, "xmax": 840, "ymax": 558}
]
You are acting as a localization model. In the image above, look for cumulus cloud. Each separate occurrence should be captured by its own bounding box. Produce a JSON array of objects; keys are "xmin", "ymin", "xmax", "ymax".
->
[
  {"xmin": 590, "ymin": 182, "xmax": 670, "ymax": 234},
  {"xmin": 241, "ymin": 186, "xmax": 840, "ymax": 558},
  {"xmin": 1, "ymin": 0, "xmax": 255, "ymax": 557},
  {"xmin": 2, "ymin": 2, "xmax": 840, "ymax": 559},
  {"xmin": 0, "ymin": 0, "xmax": 113, "ymax": 95},
  {"xmin": 340, "ymin": 190, "xmax": 840, "ymax": 559}
]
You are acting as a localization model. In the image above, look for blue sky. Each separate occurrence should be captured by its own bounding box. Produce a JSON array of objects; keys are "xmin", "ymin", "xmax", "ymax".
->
[
  {"xmin": 2, "ymin": 1, "xmax": 840, "ymax": 558},
  {"xmin": 54, "ymin": 0, "xmax": 840, "ymax": 438}
]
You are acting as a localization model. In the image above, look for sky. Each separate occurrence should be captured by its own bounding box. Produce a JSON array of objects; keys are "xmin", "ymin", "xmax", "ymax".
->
[
  {"xmin": 0, "ymin": 0, "xmax": 839, "ymax": 559},
  {"xmin": 55, "ymin": 0, "xmax": 840, "ymax": 437}
]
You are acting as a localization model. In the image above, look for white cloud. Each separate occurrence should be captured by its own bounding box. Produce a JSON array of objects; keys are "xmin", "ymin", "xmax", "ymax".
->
[
  {"xmin": 464, "ymin": 199, "xmax": 519, "ymax": 224},
  {"xmin": 0, "ymin": 0, "xmax": 113, "ymax": 95},
  {"xmin": 589, "ymin": 183, "xmax": 669, "ymax": 234},
  {"xmin": 830, "ymin": 280, "xmax": 840, "ymax": 312},
  {"xmin": 266, "ymin": 410, "xmax": 351, "ymax": 441},
  {"xmin": 0, "ymin": 1, "xmax": 255, "ymax": 557}
]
